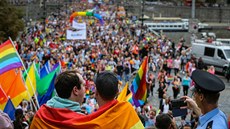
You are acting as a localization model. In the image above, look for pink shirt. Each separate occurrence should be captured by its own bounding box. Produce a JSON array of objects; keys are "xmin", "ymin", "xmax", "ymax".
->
[
  {"xmin": 167, "ymin": 59, "xmax": 173, "ymax": 68},
  {"xmin": 208, "ymin": 69, "xmax": 215, "ymax": 74}
]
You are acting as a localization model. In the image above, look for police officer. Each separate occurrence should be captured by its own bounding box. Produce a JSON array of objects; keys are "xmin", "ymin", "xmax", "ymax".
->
[{"xmin": 183, "ymin": 69, "xmax": 228, "ymax": 129}]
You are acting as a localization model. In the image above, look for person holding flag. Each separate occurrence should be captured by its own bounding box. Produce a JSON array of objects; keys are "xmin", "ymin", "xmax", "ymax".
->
[
  {"xmin": 94, "ymin": 71, "xmax": 144, "ymax": 128},
  {"xmin": 30, "ymin": 70, "xmax": 86, "ymax": 128}
]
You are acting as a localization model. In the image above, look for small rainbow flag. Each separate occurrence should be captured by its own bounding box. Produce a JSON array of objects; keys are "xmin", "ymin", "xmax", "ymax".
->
[
  {"xmin": 130, "ymin": 57, "xmax": 148, "ymax": 102},
  {"xmin": 0, "ymin": 40, "xmax": 22, "ymax": 74}
]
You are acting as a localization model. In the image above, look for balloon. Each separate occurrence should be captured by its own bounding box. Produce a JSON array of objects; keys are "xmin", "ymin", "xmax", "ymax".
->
[{"xmin": 70, "ymin": 11, "xmax": 104, "ymax": 25}]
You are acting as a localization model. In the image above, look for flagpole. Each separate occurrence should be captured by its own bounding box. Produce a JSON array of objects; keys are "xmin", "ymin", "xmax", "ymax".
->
[
  {"xmin": 33, "ymin": 61, "xmax": 40, "ymax": 77},
  {"xmin": 9, "ymin": 37, "xmax": 40, "ymax": 110},
  {"xmin": 18, "ymin": 69, "xmax": 38, "ymax": 111},
  {"xmin": 58, "ymin": 60, "xmax": 62, "ymax": 73},
  {"xmin": 15, "ymin": 71, "xmax": 38, "ymax": 111}
]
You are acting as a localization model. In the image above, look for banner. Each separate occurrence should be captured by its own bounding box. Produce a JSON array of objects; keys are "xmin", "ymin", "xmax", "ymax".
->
[
  {"xmin": 66, "ymin": 30, "xmax": 86, "ymax": 40},
  {"xmin": 72, "ymin": 21, "xmax": 86, "ymax": 30}
]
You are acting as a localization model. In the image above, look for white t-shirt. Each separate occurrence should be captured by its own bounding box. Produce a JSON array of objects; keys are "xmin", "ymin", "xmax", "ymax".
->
[
  {"xmin": 163, "ymin": 104, "xmax": 169, "ymax": 114},
  {"xmin": 174, "ymin": 59, "xmax": 181, "ymax": 69}
]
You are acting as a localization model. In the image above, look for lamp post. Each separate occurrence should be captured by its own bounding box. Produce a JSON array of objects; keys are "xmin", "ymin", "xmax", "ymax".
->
[
  {"xmin": 141, "ymin": 0, "xmax": 145, "ymax": 28},
  {"xmin": 43, "ymin": 0, "xmax": 46, "ymax": 26},
  {"xmin": 191, "ymin": 0, "xmax": 195, "ymax": 19},
  {"xmin": 66, "ymin": 0, "xmax": 68, "ymax": 14}
]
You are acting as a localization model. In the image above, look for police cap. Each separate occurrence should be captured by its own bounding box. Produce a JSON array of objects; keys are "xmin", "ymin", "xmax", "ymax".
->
[{"xmin": 191, "ymin": 69, "xmax": 225, "ymax": 93}]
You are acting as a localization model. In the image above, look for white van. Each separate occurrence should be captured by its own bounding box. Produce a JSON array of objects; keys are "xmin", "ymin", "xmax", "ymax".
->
[
  {"xmin": 192, "ymin": 41, "xmax": 230, "ymax": 73},
  {"xmin": 216, "ymin": 38, "xmax": 230, "ymax": 45}
]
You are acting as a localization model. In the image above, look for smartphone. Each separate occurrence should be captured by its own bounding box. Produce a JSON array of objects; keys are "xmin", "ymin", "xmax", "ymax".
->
[
  {"xmin": 171, "ymin": 99, "xmax": 187, "ymax": 117},
  {"xmin": 171, "ymin": 98, "xmax": 187, "ymax": 109}
]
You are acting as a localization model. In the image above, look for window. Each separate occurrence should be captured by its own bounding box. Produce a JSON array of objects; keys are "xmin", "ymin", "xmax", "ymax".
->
[
  {"xmin": 221, "ymin": 41, "xmax": 230, "ymax": 44},
  {"xmin": 204, "ymin": 47, "xmax": 215, "ymax": 57},
  {"xmin": 224, "ymin": 50, "xmax": 230, "ymax": 59},
  {"xmin": 217, "ymin": 49, "xmax": 226, "ymax": 59}
]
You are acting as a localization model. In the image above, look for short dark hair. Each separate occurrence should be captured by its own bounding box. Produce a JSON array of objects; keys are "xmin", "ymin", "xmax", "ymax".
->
[
  {"xmin": 155, "ymin": 114, "xmax": 172, "ymax": 129},
  {"xmin": 195, "ymin": 87, "xmax": 220, "ymax": 104},
  {"xmin": 203, "ymin": 92, "xmax": 220, "ymax": 104},
  {"xmin": 95, "ymin": 71, "xmax": 118, "ymax": 101},
  {"xmin": 55, "ymin": 70, "xmax": 82, "ymax": 99}
]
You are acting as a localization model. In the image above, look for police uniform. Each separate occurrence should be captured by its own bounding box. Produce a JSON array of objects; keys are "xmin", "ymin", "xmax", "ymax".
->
[{"xmin": 191, "ymin": 70, "xmax": 228, "ymax": 129}]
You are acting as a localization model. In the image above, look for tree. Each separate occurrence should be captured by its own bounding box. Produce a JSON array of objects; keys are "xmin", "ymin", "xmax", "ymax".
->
[{"xmin": 0, "ymin": 0, "xmax": 25, "ymax": 42}]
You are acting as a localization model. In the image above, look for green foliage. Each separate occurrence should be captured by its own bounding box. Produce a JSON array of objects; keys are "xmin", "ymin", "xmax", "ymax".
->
[{"xmin": 0, "ymin": 0, "xmax": 25, "ymax": 42}]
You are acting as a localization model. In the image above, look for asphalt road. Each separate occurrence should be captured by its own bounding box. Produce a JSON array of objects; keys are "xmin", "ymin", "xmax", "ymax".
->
[
  {"xmin": 145, "ymin": 72, "xmax": 230, "ymax": 127},
  {"xmin": 148, "ymin": 72, "xmax": 230, "ymax": 115}
]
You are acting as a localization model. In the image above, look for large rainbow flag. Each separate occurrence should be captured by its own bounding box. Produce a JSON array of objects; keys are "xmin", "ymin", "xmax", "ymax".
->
[
  {"xmin": 0, "ymin": 40, "xmax": 22, "ymax": 74},
  {"xmin": 30, "ymin": 100, "xmax": 144, "ymax": 129},
  {"xmin": 130, "ymin": 57, "xmax": 148, "ymax": 101}
]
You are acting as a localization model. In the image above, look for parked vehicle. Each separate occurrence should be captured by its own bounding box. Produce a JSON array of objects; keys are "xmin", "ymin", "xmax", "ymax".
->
[
  {"xmin": 191, "ymin": 40, "xmax": 230, "ymax": 74},
  {"xmin": 216, "ymin": 38, "xmax": 230, "ymax": 45}
]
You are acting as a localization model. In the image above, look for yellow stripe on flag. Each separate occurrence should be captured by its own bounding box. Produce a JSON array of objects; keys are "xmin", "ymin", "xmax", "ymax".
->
[
  {"xmin": 117, "ymin": 83, "xmax": 128, "ymax": 101},
  {"xmin": 25, "ymin": 64, "xmax": 36, "ymax": 100},
  {"xmin": 138, "ymin": 68, "xmax": 144, "ymax": 79},
  {"xmin": 0, "ymin": 48, "xmax": 16, "ymax": 58},
  {"xmin": 131, "ymin": 120, "xmax": 145, "ymax": 129},
  {"xmin": 0, "ymin": 102, "xmax": 7, "ymax": 110},
  {"xmin": 11, "ymin": 91, "xmax": 28, "ymax": 107}
]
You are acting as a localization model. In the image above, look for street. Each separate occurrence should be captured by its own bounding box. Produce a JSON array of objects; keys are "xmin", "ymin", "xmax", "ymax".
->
[{"xmin": 148, "ymin": 73, "xmax": 230, "ymax": 115}]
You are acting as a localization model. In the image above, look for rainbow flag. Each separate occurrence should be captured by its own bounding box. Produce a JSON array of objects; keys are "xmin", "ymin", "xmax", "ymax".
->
[
  {"xmin": 0, "ymin": 40, "xmax": 22, "ymax": 74},
  {"xmin": 30, "ymin": 100, "xmax": 144, "ymax": 129},
  {"xmin": 126, "ymin": 93, "xmax": 144, "ymax": 107},
  {"xmin": 130, "ymin": 57, "xmax": 148, "ymax": 101}
]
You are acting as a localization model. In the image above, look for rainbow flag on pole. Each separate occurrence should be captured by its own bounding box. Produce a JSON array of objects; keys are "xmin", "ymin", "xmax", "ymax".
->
[
  {"xmin": 130, "ymin": 57, "xmax": 148, "ymax": 102},
  {"xmin": 0, "ymin": 40, "xmax": 22, "ymax": 74}
]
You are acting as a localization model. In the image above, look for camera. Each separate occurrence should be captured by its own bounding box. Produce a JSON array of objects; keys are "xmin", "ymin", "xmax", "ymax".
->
[{"xmin": 171, "ymin": 98, "xmax": 187, "ymax": 109}]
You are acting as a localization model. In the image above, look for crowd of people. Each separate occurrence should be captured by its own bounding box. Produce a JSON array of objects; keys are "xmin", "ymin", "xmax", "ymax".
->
[{"xmin": 1, "ymin": 0, "xmax": 230, "ymax": 129}]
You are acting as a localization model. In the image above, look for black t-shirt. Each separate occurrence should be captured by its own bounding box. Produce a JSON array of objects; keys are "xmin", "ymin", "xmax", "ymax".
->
[
  {"xmin": 158, "ymin": 86, "xmax": 165, "ymax": 99},
  {"xmin": 13, "ymin": 120, "xmax": 27, "ymax": 129},
  {"xmin": 124, "ymin": 66, "xmax": 130, "ymax": 74},
  {"xmin": 116, "ymin": 65, "xmax": 123, "ymax": 75}
]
